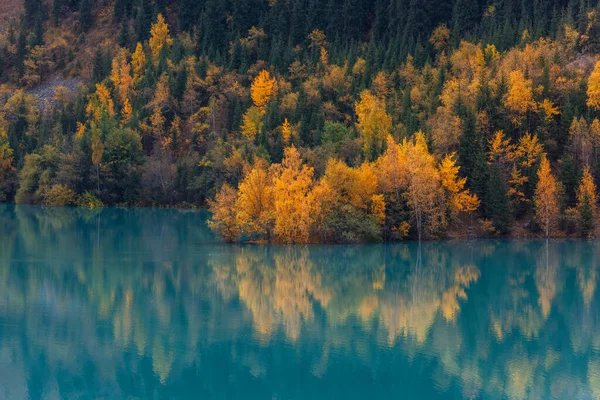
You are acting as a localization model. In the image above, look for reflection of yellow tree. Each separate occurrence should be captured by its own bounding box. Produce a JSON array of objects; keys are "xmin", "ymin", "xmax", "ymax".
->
[
  {"xmin": 505, "ymin": 353, "xmax": 539, "ymax": 400},
  {"xmin": 535, "ymin": 241, "xmax": 560, "ymax": 319},
  {"xmin": 234, "ymin": 248, "xmax": 331, "ymax": 342},
  {"xmin": 441, "ymin": 265, "xmax": 480, "ymax": 322},
  {"xmin": 588, "ymin": 358, "xmax": 600, "ymax": 400}
]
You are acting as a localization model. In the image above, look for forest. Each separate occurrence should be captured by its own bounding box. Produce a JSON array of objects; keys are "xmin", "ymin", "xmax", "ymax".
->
[{"xmin": 3, "ymin": 0, "xmax": 600, "ymax": 241}]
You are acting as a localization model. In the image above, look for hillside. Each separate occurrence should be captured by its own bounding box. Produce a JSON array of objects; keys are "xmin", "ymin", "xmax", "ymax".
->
[
  {"xmin": 1, "ymin": 0, "xmax": 600, "ymax": 242},
  {"xmin": 0, "ymin": 0, "xmax": 21, "ymax": 30}
]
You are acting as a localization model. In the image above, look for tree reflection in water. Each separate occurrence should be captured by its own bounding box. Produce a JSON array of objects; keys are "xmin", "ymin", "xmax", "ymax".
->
[{"xmin": 0, "ymin": 205, "xmax": 599, "ymax": 399}]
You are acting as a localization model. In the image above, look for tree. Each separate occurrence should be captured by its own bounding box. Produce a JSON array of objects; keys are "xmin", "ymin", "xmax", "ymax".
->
[
  {"xmin": 485, "ymin": 163, "xmax": 512, "ymax": 234},
  {"xmin": 569, "ymin": 117, "xmax": 593, "ymax": 168},
  {"xmin": 272, "ymin": 146, "xmax": 314, "ymax": 243},
  {"xmin": 131, "ymin": 43, "xmax": 146, "ymax": 85},
  {"xmin": 281, "ymin": 118, "xmax": 292, "ymax": 144},
  {"xmin": 90, "ymin": 123, "xmax": 104, "ymax": 195},
  {"xmin": 577, "ymin": 166, "xmax": 597, "ymax": 237},
  {"xmin": 110, "ymin": 48, "xmax": 133, "ymax": 105},
  {"xmin": 236, "ymin": 163, "xmax": 275, "ymax": 239},
  {"xmin": 241, "ymin": 107, "xmax": 264, "ymax": 140},
  {"xmin": 79, "ymin": 0, "xmax": 93, "ymax": 32},
  {"xmin": 317, "ymin": 159, "xmax": 384, "ymax": 242},
  {"xmin": 208, "ymin": 184, "xmax": 240, "ymax": 242},
  {"xmin": 439, "ymin": 153, "xmax": 480, "ymax": 215},
  {"xmin": 534, "ymin": 156, "xmax": 560, "ymax": 237},
  {"xmin": 505, "ymin": 70, "xmax": 536, "ymax": 124},
  {"xmin": 149, "ymin": 14, "xmax": 173, "ymax": 62},
  {"xmin": 0, "ymin": 128, "xmax": 15, "ymax": 201},
  {"xmin": 587, "ymin": 60, "xmax": 600, "ymax": 111},
  {"xmin": 355, "ymin": 90, "xmax": 392, "ymax": 159},
  {"xmin": 86, "ymin": 83, "xmax": 115, "ymax": 122},
  {"xmin": 404, "ymin": 132, "xmax": 443, "ymax": 240},
  {"xmin": 251, "ymin": 70, "xmax": 277, "ymax": 110}
]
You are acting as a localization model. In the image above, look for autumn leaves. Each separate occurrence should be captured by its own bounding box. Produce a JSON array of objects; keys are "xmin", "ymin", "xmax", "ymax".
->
[{"xmin": 209, "ymin": 131, "xmax": 479, "ymax": 243}]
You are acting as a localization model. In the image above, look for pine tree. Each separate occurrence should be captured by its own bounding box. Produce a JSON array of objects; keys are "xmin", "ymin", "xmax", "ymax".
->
[
  {"xmin": 485, "ymin": 163, "xmax": 512, "ymax": 234},
  {"xmin": 79, "ymin": 0, "xmax": 93, "ymax": 32}
]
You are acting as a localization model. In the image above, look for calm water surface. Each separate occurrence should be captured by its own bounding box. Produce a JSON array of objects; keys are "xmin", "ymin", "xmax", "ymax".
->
[{"xmin": 1, "ymin": 204, "xmax": 600, "ymax": 399}]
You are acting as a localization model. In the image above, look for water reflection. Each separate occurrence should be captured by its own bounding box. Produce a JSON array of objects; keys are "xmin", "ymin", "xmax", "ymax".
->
[{"xmin": 0, "ymin": 205, "xmax": 599, "ymax": 399}]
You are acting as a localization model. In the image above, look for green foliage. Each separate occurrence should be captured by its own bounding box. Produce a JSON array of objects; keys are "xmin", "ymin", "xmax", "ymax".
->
[
  {"xmin": 321, "ymin": 122, "xmax": 351, "ymax": 144},
  {"xmin": 485, "ymin": 163, "xmax": 512, "ymax": 234},
  {"xmin": 77, "ymin": 191, "xmax": 104, "ymax": 208},
  {"xmin": 15, "ymin": 145, "xmax": 59, "ymax": 205}
]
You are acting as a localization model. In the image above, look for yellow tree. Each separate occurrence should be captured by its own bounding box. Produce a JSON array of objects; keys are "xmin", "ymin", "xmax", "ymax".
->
[
  {"xmin": 355, "ymin": 90, "xmax": 392, "ymax": 158},
  {"xmin": 375, "ymin": 135, "xmax": 409, "ymax": 196},
  {"xmin": 505, "ymin": 70, "xmax": 536, "ymax": 124},
  {"xmin": 577, "ymin": 167, "xmax": 598, "ymax": 237},
  {"xmin": 208, "ymin": 184, "xmax": 240, "ymax": 242},
  {"xmin": 149, "ymin": 14, "xmax": 173, "ymax": 62},
  {"xmin": 534, "ymin": 156, "xmax": 560, "ymax": 237},
  {"xmin": 90, "ymin": 123, "xmax": 104, "ymax": 195},
  {"xmin": 251, "ymin": 70, "xmax": 277, "ymax": 110},
  {"xmin": 438, "ymin": 153, "xmax": 480, "ymax": 215},
  {"xmin": 272, "ymin": 146, "xmax": 314, "ymax": 243},
  {"xmin": 404, "ymin": 132, "xmax": 443, "ymax": 239},
  {"xmin": 587, "ymin": 60, "xmax": 600, "ymax": 110},
  {"xmin": 429, "ymin": 24, "xmax": 450, "ymax": 53},
  {"xmin": 0, "ymin": 128, "xmax": 14, "ymax": 189},
  {"xmin": 110, "ymin": 48, "xmax": 133, "ymax": 105},
  {"xmin": 236, "ymin": 163, "xmax": 275, "ymax": 239},
  {"xmin": 281, "ymin": 118, "xmax": 292, "ymax": 144},
  {"xmin": 86, "ymin": 83, "xmax": 115, "ymax": 123},
  {"xmin": 122, "ymin": 97, "xmax": 133, "ymax": 125},
  {"xmin": 241, "ymin": 107, "xmax": 264, "ymax": 140},
  {"xmin": 569, "ymin": 117, "xmax": 593, "ymax": 167},
  {"xmin": 131, "ymin": 43, "xmax": 146, "ymax": 85}
]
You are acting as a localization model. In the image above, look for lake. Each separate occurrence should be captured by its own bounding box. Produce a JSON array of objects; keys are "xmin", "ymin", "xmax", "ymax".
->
[{"xmin": 0, "ymin": 204, "xmax": 599, "ymax": 399}]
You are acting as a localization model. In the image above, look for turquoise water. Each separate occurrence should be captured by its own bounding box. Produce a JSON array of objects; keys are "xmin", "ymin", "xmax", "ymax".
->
[{"xmin": 1, "ymin": 205, "xmax": 600, "ymax": 399}]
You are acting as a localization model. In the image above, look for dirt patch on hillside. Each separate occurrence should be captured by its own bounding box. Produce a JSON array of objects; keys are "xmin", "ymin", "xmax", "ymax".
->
[{"xmin": 27, "ymin": 76, "xmax": 84, "ymax": 111}]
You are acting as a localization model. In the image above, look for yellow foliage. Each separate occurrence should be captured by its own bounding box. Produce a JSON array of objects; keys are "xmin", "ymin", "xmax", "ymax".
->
[
  {"xmin": 131, "ymin": 43, "xmax": 146, "ymax": 84},
  {"xmin": 110, "ymin": 48, "xmax": 133, "ymax": 105},
  {"xmin": 208, "ymin": 184, "xmax": 240, "ymax": 242},
  {"xmin": 122, "ymin": 97, "xmax": 133, "ymax": 124},
  {"xmin": 0, "ymin": 128, "xmax": 14, "ymax": 182},
  {"xmin": 355, "ymin": 90, "xmax": 392, "ymax": 157},
  {"xmin": 241, "ymin": 106, "xmax": 264, "ymax": 140},
  {"xmin": 323, "ymin": 159, "xmax": 379, "ymax": 212},
  {"xmin": 488, "ymin": 130, "xmax": 516, "ymax": 164},
  {"xmin": 505, "ymin": 70, "xmax": 536, "ymax": 123},
  {"xmin": 86, "ymin": 83, "xmax": 115, "ymax": 122},
  {"xmin": 281, "ymin": 118, "xmax": 292, "ymax": 143},
  {"xmin": 429, "ymin": 25, "xmax": 450, "ymax": 52},
  {"xmin": 569, "ymin": 117, "xmax": 594, "ymax": 167},
  {"xmin": 251, "ymin": 70, "xmax": 278, "ymax": 109},
  {"xmin": 375, "ymin": 136, "xmax": 409, "ymax": 195},
  {"xmin": 516, "ymin": 133, "xmax": 544, "ymax": 169},
  {"xmin": 538, "ymin": 99, "xmax": 560, "ymax": 122},
  {"xmin": 577, "ymin": 167, "xmax": 597, "ymax": 211},
  {"xmin": 75, "ymin": 122, "xmax": 86, "ymax": 140},
  {"xmin": 439, "ymin": 153, "xmax": 480, "ymax": 214},
  {"xmin": 534, "ymin": 156, "xmax": 560, "ymax": 237},
  {"xmin": 404, "ymin": 132, "xmax": 444, "ymax": 238},
  {"xmin": 149, "ymin": 14, "xmax": 173, "ymax": 61},
  {"xmin": 272, "ymin": 146, "xmax": 314, "ymax": 243},
  {"xmin": 236, "ymin": 164, "xmax": 275, "ymax": 238},
  {"xmin": 587, "ymin": 60, "xmax": 600, "ymax": 110}
]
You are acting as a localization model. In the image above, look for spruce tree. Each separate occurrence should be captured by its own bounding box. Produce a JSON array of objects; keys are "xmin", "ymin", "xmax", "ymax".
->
[
  {"xmin": 485, "ymin": 163, "xmax": 512, "ymax": 234},
  {"xmin": 79, "ymin": 0, "xmax": 93, "ymax": 32}
]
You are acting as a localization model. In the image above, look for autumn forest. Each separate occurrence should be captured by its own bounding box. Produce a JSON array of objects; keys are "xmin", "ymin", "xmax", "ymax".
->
[{"xmin": 3, "ymin": 0, "xmax": 600, "ymax": 242}]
